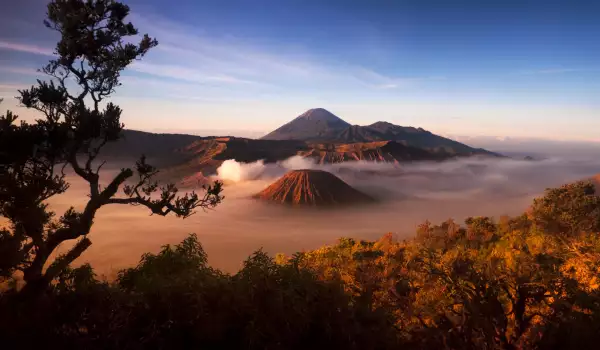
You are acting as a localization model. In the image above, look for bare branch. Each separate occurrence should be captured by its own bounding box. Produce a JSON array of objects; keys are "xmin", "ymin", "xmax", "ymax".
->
[
  {"xmin": 85, "ymin": 135, "xmax": 109, "ymax": 174},
  {"xmin": 107, "ymin": 180, "xmax": 223, "ymax": 218},
  {"xmin": 95, "ymin": 160, "xmax": 107, "ymax": 175}
]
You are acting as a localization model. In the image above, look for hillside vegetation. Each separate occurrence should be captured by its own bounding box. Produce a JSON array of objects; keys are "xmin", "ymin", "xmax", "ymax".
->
[{"xmin": 2, "ymin": 180, "xmax": 600, "ymax": 349}]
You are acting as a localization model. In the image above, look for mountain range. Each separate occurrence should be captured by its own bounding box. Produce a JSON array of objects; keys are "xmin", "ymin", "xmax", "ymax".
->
[
  {"xmin": 100, "ymin": 108, "xmax": 499, "ymax": 185},
  {"xmin": 261, "ymin": 108, "xmax": 489, "ymax": 155}
]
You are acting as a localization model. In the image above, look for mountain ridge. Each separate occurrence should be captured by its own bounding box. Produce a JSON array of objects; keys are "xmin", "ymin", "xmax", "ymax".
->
[
  {"xmin": 97, "ymin": 130, "xmax": 497, "ymax": 188},
  {"xmin": 260, "ymin": 108, "xmax": 493, "ymax": 156},
  {"xmin": 95, "ymin": 108, "xmax": 500, "ymax": 186}
]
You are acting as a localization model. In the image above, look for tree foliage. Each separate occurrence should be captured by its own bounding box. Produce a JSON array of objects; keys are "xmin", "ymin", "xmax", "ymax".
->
[
  {"xmin": 0, "ymin": 0, "xmax": 223, "ymax": 295},
  {"xmin": 0, "ymin": 234, "xmax": 400, "ymax": 350},
  {"xmin": 290, "ymin": 180, "xmax": 600, "ymax": 349}
]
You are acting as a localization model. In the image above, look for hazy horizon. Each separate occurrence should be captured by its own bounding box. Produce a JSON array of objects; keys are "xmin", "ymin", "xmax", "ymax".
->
[
  {"xmin": 144, "ymin": 124, "xmax": 600, "ymax": 147},
  {"xmin": 133, "ymin": 122, "xmax": 600, "ymax": 159}
]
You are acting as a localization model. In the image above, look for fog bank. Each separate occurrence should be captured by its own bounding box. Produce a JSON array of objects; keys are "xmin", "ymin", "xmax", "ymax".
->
[{"xmin": 43, "ymin": 156, "xmax": 600, "ymax": 275}]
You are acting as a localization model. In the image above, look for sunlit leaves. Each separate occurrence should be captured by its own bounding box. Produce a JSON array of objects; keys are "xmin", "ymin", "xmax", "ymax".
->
[{"xmin": 276, "ymin": 183, "xmax": 600, "ymax": 348}]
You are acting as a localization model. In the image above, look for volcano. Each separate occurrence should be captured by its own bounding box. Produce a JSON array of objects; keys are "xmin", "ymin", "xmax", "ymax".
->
[
  {"xmin": 260, "ymin": 108, "xmax": 497, "ymax": 157},
  {"xmin": 255, "ymin": 169, "xmax": 374, "ymax": 206},
  {"xmin": 261, "ymin": 108, "xmax": 351, "ymax": 141}
]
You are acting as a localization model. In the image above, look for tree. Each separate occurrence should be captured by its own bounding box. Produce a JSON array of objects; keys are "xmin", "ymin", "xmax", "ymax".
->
[
  {"xmin": 529, "ymin": 181, "xmax": 600, "ymax": 236},
  {"xmin": 0, "ymin": 0, "xmax": 223, "ymax": 295}
]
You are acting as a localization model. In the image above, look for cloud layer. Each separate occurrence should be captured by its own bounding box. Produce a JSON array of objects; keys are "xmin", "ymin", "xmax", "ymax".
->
[{"xmin": 49, "ymin": 155, "xmax": 600, "ymax": 276}]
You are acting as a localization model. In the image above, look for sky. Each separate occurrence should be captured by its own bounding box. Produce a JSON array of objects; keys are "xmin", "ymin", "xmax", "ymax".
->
[{"xmin": 1, "ymin": 0, "xmax": 599, "ymax": 141}]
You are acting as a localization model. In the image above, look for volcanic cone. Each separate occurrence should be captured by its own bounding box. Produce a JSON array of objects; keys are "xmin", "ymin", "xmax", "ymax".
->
[{"xmin": 255, "ymin": 169, "xmax": 374, "ymax": 206}]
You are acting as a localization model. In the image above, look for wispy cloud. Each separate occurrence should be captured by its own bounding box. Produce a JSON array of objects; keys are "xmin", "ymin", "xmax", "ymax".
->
[
  {"xmin": 517, "ymin": 68, "xmax": 586, "ymax": 75},
  {"xmin": 119, "ymin": 74, "xmax": 266, "ymax": 103},
  {"xmin": 131, "ymin": 13, "xmax": 317, "ymax": 80},
  {"xmin": 0, "ymin": 11, "xmax": 444, "ymax": 122},
  {"xmin": 0, "ymin": 12, "xmax": 439, "ymax": 102},
  {"xmin": 126, "ymin": 12, "xmax": 439, "ymax": 96},
  {"xmin": 129, "ymin": 62, "xmax": 263, "ymax": 86},
  {"xmin": 351, "ymin": 67, "xmax": 446, "ymax": 89},
  {"xmin": 0, "ymin": 40, "xmax": 53, "ymax": 56}
]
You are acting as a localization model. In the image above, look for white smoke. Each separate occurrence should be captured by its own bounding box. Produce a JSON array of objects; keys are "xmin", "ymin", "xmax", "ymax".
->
[
  {"xmin": 216, "ymin": 159, "xmax": 267, "ymax": 182},
  {"xmin": 280, "ymin": 155, "xmax": 315, "ymax": 170},
  {"xmin": 215, "ymin": 155, "xmax": 600, "ymax": 195},
  {"xmin": 216, "ymin": 156, "xmax": 316, "ymax": 183}
]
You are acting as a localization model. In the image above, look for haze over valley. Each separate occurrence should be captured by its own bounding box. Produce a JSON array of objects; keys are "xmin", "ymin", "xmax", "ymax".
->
[{"xmin": 45, "ymin": 108, "xmax": 600, "ymax": 274}]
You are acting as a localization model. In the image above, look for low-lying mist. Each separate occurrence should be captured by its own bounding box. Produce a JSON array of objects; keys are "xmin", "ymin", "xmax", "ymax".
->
[{"xmin": 48, "ymin": 156, "xmax": 600, "ymax": 275}]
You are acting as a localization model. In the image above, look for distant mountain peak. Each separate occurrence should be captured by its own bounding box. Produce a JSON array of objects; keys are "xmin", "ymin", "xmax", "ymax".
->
[
  {"xmin": 261, "ymin": 108, "xmax": 350, "ymax": 141},
  {"xmin": 304, "ymin": 108, "xmax": 328, "ymax": 114},
  {"xmin": 298, "ymin": 108, "xmax": 345, "ymax": 122},
  {"xmin": 260, "ymin": 109, "xmax": 494, "ymax": 157},
  {"xmin": 369, "ymin": 121, "xmax": 394, "ymax": 127}
]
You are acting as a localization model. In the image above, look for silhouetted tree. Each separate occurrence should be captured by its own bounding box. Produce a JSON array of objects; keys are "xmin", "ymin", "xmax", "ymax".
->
[{"xmin": 0, "ymin": 0, "xmax": 223, "ymax": 295}]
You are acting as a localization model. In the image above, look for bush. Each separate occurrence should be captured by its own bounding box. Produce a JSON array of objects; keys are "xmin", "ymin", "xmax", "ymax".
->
[{"xmin": 0, "ymin": 234, "xmax": 400, "ymax": 350}]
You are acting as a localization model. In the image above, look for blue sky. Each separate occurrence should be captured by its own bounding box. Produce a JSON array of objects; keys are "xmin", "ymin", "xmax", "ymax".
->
[{"xmin": 1, "ymin": 0, "xmax": 599, "ymax": 140}]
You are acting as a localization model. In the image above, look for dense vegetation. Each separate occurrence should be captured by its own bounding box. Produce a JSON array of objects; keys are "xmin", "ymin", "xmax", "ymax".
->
[
  {"xmin": 1, "ymin": 180, "xmax": 600, "ymax": 349},
  {"xmin": 290, "ymin": 180, "xmax": 600, "ymax": 349},
  {"xmin": 1, "ymin": 1, "xmax": 600, "ymax": 349}
]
